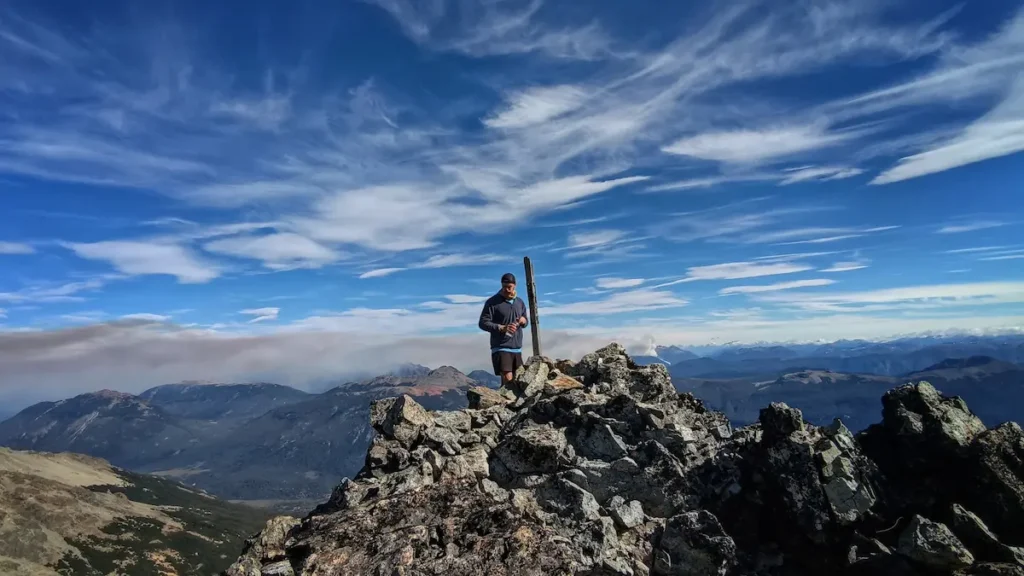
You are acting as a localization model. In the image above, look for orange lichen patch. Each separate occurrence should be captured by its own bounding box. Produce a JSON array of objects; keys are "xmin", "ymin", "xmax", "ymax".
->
[{"xmin": 545, "ymin": 373, "xmax": 584, "ymax": 393}]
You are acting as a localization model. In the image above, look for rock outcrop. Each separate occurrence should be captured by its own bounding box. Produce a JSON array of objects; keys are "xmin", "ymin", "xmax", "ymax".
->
[{"xmin": 226, "ymin": 344, "xmax": 1024, "ymax": 576}]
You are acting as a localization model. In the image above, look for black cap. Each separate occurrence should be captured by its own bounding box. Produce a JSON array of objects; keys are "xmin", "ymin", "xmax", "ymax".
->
[{"xmin": 501, "ymin": 272, "xmax": 516, "ymax": 284}]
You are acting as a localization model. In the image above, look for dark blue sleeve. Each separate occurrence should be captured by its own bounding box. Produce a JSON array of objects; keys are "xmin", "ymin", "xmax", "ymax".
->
[{"xmin": 479, "ymin": 299, "xmax": 500, "ymax": 333}]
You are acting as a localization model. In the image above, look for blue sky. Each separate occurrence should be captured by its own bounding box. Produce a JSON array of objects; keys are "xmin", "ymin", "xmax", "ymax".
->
[{"xmin": 1, "ymin": 0, "xmax": 1024, "ymax": 399}]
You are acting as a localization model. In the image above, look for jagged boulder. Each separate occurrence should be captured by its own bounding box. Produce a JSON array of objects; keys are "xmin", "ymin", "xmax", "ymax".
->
[
  {"xmin": 226, "ymin": 345, "xmax": 1024, "ymax": 576},
  {"xmin": 896, "ymin": 515, "xmax": 974, "ymax": 570},
  {"xmin": 964, "ymin": 423, "xmax": 1024, "ymax": 546}
]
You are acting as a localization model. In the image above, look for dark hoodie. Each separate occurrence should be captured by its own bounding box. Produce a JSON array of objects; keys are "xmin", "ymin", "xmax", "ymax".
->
[{"xmin": 478, "ymin": 291, "xmax": 529, "ymax": 353}]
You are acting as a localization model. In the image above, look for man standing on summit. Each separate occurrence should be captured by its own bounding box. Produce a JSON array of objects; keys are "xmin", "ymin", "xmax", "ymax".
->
[{"xmin": 478, "ymin": 272, "xmax": 529, "ymax": 384}]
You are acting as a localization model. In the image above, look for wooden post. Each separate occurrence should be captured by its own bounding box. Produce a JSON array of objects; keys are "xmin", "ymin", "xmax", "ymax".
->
[{"xmin": 523, "ymin": 256, "xmax": 542, "ymax": 359}]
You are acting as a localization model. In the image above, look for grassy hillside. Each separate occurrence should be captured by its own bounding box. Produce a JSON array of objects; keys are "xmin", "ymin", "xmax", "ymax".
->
[{"xmin": 0, "ymin": 447, "xmax": 271, "ymax": 576}]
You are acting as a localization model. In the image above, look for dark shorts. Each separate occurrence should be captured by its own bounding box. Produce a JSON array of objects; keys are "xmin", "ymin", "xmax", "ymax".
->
[{"xmin": 492, "ymin": 351, "xmax": 524, "ymax": 375}]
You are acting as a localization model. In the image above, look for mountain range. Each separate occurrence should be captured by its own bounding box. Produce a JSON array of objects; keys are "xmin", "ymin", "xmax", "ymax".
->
[
  {"xmin": 4, "ymin": 335, "xmax": 1023, "ymax": 507},
  {"xmin": 0, "ymin": 365, "xmax": 494, "ymax": 504},
  {"xmin": 676, "ymin": 356, "xmax": 1024, "ymax": 432},
  {"xmin": 647, "ymin": 334, "xmax": 1024, "ymax": 378}
]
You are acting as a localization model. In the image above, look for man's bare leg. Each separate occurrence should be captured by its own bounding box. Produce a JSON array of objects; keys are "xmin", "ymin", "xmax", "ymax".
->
[{"xmin": 503, "ymin": 371, "xmax": 514, "ymax": 384}]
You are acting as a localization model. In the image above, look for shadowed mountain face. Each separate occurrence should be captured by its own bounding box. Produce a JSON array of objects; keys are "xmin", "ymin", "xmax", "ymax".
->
[
  {"xmin": 0, "ymin": 390, "xmax": 197, "ymax": 469},
  {"xmin": 655, "ymin": 345, "xmax": 700, "ymax": 363},
  {"xmin": 0, "ymin": 366, "xmax": 488, "ymax": 502},
  {"xmin": 154, "ymin": 367, "xmax": 476, "ymax": 500},
  {"xmin": 675, "ymin": 356, "xmax": 1024, "ymax": 432},
  {"xmin": 467, "ymin": 369, "xmax": 501, "ymax": 388},
  {"xmin": 139, "ymin": 382, "xmax": 311, "ymax": 423},
  {"xmin": 0, "ymin": 446, "xmax": 269, "ymax": 575}
]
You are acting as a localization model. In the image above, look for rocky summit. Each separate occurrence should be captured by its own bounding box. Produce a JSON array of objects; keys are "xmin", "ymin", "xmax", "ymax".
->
[{"xmin": 226, "ymin": 343, "xmax": 1024, "ymax": 576}]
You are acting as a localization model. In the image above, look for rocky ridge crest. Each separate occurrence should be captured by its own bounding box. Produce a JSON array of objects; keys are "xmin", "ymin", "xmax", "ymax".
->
[{"xmin": 227, "ymin": 343, "xmax": 1024, "ymax": 576}]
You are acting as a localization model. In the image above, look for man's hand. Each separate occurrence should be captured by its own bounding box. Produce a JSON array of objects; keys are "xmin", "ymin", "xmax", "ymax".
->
[{"xmin": 518, "ymin": 316, "xmax": 527, "ymax": 326}]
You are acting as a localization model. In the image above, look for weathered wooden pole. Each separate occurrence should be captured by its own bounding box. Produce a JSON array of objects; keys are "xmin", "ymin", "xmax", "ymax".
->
[{"xmin": 523, "ymin": 256, "xmax": 542, "ymax": 359}]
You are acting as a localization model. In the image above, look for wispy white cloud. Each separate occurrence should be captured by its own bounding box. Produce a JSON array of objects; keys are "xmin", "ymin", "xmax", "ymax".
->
[
  {"xmin": 66, "ymin": 241, "xmax": 221, "ymax": 283},
  {"xmin": 981, "ymin": 254, "xmax": 1024, "ymax": 261},
  {"xmin": 356, "ymin": 252, "xmax": 511, "ymax": 279},
  {"xmin": 645, "ymin": 164, "xmax": 863, "ymax": 192},
  {"xmin": 758, "ymin": 281, "xmax": 1024, "ymax": 312},
  {"xmin": 366, "ymin": 0, "xmax": 618, "ymax": 61},
  {"xmin": 777, "ymin": 234, "xmax": 864, "ymax": 246},
  {"xmin": 745, "ymin": 227, "xmax": 855, "ymax": 244},
  {"xmin": 59, "ymin": 311, "xmax": 109, "ymax": 324},
  {"xmin": 0, "ymin": 278, "xmax": 107, "ymax": 304},
  {"xmin": 416, "ymin": 253, "xmax": 509, "ymax": 269},
  {"xmin": 753, "ymin": 251, "xmax": 840, "ymax": 262},
  {"xmin": 868, "ymin": 14, "xmax": 1024, "ymax": 184},
  {"xmin": 821, "ymin": 261, "xmax": 869, "ymax": 273},
  {"xmin": 359, "ymin": 267, "xmax": 406, "ymax": 279},
  {"xmin": 936, "ymin": 221, "xmax": 1008, "ymax": 234},
  {"xmin": 662, "ymin": 124, "xmax": 855, "ymax": 165},
  {"xmin": 779, "ymin": 165, "xmax": 865, "ymax": 185},
  {"xmin": 0, "ymin": 241, "xmax": 35, "ymax": 254},
  {"xmin": 121, "ymin": 313, "xmax": 171, "ymax": 322},
  {"xmin": 720, "ymin": 278, "xmax": 835, "ymax": 295},
  {"xmin": 644, "ymin": 173, "xmax": 776, "ymax": 192},
  {"xmin": 444, "ymin": 294, "xmax": 487, "ymax": 304},
  {"xmin": 567, "ymin": 229, "xmax": 625, "ymax": 249},
  {"xmin": 483, "ymin": 85, "xmax": 588, "ymax": 129},
  {"xmin": 979, "ymin": 249, "xmax": 1024, "ymax": 261},
  {"xmin": 745, "ymin": 225, "xmax": 897, "ymax": 246},
  {"xmin": 210, "ymin": 92, "xmax": 292, "ymax": 132},
  {"xmin": 182, "ymin": 182, "xmax": 318, "ymax": 208},
  {"xmin": 204, "ymin": 233, "xmax": 341, "ymax": 270},
  {"xmin": 595, "ymin": 277, "xmax": 645, "ymax": 289},
  {"xmin": 944, "ymin": 246, "xmax": 1010, "ymax": 254},
  {"xmin": 653, "ymin": 260, "xmax": 814, "ymax": 287},
  {"xmin": 240, "ymin": 307, "xmax": 280, "ymax": 323},
  {"xmin": 545, "ymin": 288, "xmax": 687, "ymax": 315},
  {"xmin": 291, "ymin": 176, "xmax": 646, "ymax": 253}
]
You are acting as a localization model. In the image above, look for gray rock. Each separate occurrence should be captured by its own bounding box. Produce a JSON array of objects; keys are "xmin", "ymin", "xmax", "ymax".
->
[
  {"xmin": 424, "ymin": 425, "xmax": 461, "ymax": 447},
  {"xmin": 515, "ymin": 360, "xmax": 550, "ymax": 398},
  {"xmin": 378, "ymin": 394, "xmax": 434, "ymax": 448},
  {"xmin": 822, "ymin": 476, "xmax": 876, "ymax": 524},
  {"xmin": 466, "ymin": 386, "xmax": 512, "ymax": 410},
  {"xmin": 260, "ymin": 560, "xmax": 294, "ymax": 576},
  {"xmin": 949, "ymin": 503, "xmax": 1024, "ymax": 565},
  {"xmin": 494, "ymin": 425, "xmax": 572, "ymax": 475},
  {"xmin": 656, "ymin": 510, "xmax": 737, "ymax": 576},
  {"xmin": 548, "ymin": 478, "xmax": 601, "ymax": 522},
  {"xmin": 711, "ymin": 424, "xmax": 732, "ymax": 440},
  {"xmin": 458, "ymin": 431, "xmax": 482, "ymax": 446},
  {"xmin": 432, "ymin": 410, "xmax": 472, "ymax": 432},
  {"xmin": 602, "ymin": 556, "xmax": 635, "ymax": 576},
  {"xmin": 609, "ymin": 496, "xmax": 645, "ymax": 529},
  {"xmin": 897, "ymin": 515, "xmax": 974, "ymax": 570},
  {"xmin": 882, "ymin": 381, "xmax": 986, "ymax": 450},
  {"xmin": 576, "ymin": 424, "xmax": 630, "ymax": 460},
  {"xmin": 964, "ymin": 422, "xmax": 1024, "ymax": 545},
  {"xmin": 479, "ymin": 478, "xmax": 508, "ymax": 501},
  {"xmin": 759, "ymin": 402, "xmax": 804, "ymax": 442}
]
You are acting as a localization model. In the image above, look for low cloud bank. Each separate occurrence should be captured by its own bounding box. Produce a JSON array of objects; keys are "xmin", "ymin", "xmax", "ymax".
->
[{"xmin": 0, "ymin": 320, "xmax": 643, "ymax": 408}]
